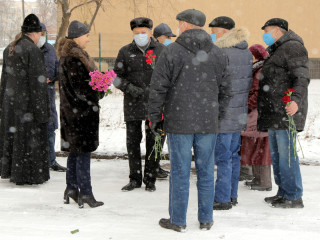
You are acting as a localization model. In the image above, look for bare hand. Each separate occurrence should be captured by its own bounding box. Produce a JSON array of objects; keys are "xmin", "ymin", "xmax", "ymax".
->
[
  {"xmin": 46, "ymin": 78, "xmax": 51, "ymax": 83},
  {"xmin": 285, "ymin": 101, "xmax": 298, "ymax": 116}
]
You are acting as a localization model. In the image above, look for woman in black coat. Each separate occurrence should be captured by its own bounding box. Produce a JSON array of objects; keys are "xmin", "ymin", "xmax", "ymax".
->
[
  {"xmin": 0, "ymin": 14, "xmax": 50, "ymax": 185},
  {"xmin": 58, "ymin": 21, "xmax": 103, "ymax": 208}
]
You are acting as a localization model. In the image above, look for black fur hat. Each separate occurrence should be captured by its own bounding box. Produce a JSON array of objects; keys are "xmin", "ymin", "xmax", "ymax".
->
[
  {"xmin": 130, "ymin": 17, "xmax": 153, "ymax": 30},
  {"xmin": 21, "ymin": 14, "xmax": 42, "ymax": 33}
]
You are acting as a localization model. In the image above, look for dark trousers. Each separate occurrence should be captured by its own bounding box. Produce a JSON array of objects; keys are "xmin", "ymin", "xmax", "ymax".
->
[
  {"xmin": 126, "ymin": 120, "xmax": 164, "ymax": 185},
  {"xmin": 66, "ymin": 153, "xmax": 92, "ymax": 195},
  {"xmin": 48, "ymin": 130, "xmax": 56, "ymax": 166}
]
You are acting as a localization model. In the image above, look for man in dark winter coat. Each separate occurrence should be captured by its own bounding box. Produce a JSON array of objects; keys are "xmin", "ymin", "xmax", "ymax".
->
[
  {"xmin": 148, "ymin": 9, "xmax": 228, "ymax": 232},
  {"xmin": 258, "ymin": 18, "xmax": 309, "ymax": 208},
  {"xmin": 39, "ymin": 23, "xmax": 66, "ymax": 172},
  {"xmin": 153, "ymin": 23, "xmax": 176, "ymax": 46},
  {"xmin": 209, "ymin": 16, "xmax": 252, "ymax": 210},
  {"xmin": 0, "ymin": 14, "xmax": 50, "ymax": 185},
  {"xmin": 113, "ymin": 17, "xmax": 165, "ymax": 192}
]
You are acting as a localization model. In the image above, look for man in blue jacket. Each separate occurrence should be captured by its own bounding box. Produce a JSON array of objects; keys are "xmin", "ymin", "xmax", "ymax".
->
[
  {"xmin": 209, "ymin": 16, "xmax": 253, "ymax": 210},
  {"xmin": 39, "ymin": 23, "xmax": 66, "ymax": 172}
]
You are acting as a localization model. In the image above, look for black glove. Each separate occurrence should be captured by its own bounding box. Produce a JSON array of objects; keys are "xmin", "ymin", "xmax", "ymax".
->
[{"xmin": 126, "ymin": 83, "xmax": 144, "ymax": 98}]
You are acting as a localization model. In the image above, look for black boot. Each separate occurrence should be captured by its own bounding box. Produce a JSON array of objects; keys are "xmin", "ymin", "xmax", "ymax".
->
[
  {"xmin": 159, "ymin": 218, "xmax": 186, "ymax": 232},
  {"xmin": 78, "ymin": 194, "xmax": 104, "ymax": 208},
  {"xmin": 64, "ymin": 188, "xmax": 79, "ymax": 204},
  {"xmin": 121, "ymin": 181, "xmax": 141, "ymax": 191}
]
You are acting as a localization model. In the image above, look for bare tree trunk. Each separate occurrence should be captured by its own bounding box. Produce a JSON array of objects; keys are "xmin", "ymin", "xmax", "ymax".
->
[
  {"xmin": 54, "ymin": 0, "xmax": 104, "ymax": 50},
  {"xmin": 88, "ymin": 0, "xmax": 102, "ymax": 30},
  {"xmin": 54, "ymin": 0, "xmax": 70, "ymax": 49},
  {"xmin": 22, "ymin": 0, "xmax": 25, "ymax": 19}
]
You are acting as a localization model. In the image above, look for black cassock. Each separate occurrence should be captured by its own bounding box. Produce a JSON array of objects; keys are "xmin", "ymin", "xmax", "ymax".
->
[{"xmin": 0, "ymin": 35, "xmax": 50, "ymax": 184}]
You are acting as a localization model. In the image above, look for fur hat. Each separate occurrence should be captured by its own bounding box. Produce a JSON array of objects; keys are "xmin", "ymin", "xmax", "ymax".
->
[
  {"xmin": 130, "ymin": 17, "xmax": 153, "ymax": 30},
  {"xmin": 21, "ymin": 14, "xmax": 42, "ymax": 33},
  {"xmin": 249, "ymin": 44, "xmax": 269, "ymax": 61}
]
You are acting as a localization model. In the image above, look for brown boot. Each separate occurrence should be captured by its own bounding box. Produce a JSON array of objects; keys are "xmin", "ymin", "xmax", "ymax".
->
[{"xmin": 259, "ymin": 165, "xmax": 272, "ymax": 188}]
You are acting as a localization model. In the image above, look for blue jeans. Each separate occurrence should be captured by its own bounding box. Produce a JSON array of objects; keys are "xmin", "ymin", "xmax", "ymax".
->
[
  {"xmin": 48, "ymin": 130, "xmax": 56, "ymax": 166},
  {"xmin": 214, "ymin": 132, "xmax": 241, "ymax": 203},
  {"xmin": 268, "ymin": 130, "xmax": 303, "ymax": 200},
  {"xmin": 66, "ymin": 153, "xmax": 92, "ymax": 195},
  {"xmin": 167, "ymin": 133, "xmax": 217, "ymax": 226}
]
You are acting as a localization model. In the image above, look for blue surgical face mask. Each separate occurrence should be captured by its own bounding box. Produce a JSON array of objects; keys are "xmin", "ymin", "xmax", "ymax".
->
[
  {"xmin": 210, "ymin": 34, "xmax": 217, "ymax": 43},
  {"xmin": 263, "ymin": 31, "xmax": 276, "ymax": 46},
  {"xmin": 163, "ymin": 39, "xmax": 172, "ymax": 46},
  {"xmin": 134, "ymin": 34, "xmax": 149, "ymax": 47}
]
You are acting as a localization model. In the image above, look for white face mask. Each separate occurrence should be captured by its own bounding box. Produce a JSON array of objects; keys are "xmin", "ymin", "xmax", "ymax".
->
[
  {"xmin": 37, "ymin": 36, "xmax": 46, "ymax": 48},
  {"xmin": 134, "ymin": 34, "xmax": 149, "ymax": 47}
]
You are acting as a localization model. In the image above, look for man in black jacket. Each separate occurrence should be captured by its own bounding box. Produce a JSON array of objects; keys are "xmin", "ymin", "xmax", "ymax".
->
[
  {"xmin": 113, "ymin": 17, "xmax": 164, "ymax": 192},
  {"xmin": 258, "ymin": 18, "xmax": 309, "ymax": 208},
  {"xmin": 148, "ymin": 9, "xmax": 228, "ymax": 232},
  {"xmin": 39, "ymin": 23, "xmax": 66, "ymax": 172}
]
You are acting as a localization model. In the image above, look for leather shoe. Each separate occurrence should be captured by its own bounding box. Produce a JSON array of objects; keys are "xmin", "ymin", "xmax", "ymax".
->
[
  {"xmin": 272, "ymin": 197, "xmax": 304, "ymax": 208},
  {"xmin": 121, "ymin": 181, "xmax": 141, "ymax": 191},
  {"xmin": 213, "ymin": 201, "xmax": 232, "ymax": 210},
  {"xmin": 156, "ymin": 168, "xmax": 169, "ymax": 179},
  {"xmin": 159, "ymin": 218, "xmax": 186, "ymax": 232},
  {"xmin": 145, "ymin": 182, "xmax": 156, "ymax": 192},
  {"xmin": 264, "ymin": 195, "xmax": 283, "ymax": 204},
  {"xmin": 50, "ymin": 162, "xmax": 67, "ymax": 172},
  {"xmin": 200, "ymin": 221, "xmax": 213, "ymax": 230}
]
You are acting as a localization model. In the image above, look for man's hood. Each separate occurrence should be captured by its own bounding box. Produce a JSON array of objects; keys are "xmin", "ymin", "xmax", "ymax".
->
[
  {"xmin": 175, "ymin": 29, "xmax": 213, "ymax": 54},
  {"xmin": 215, "ymin": 27, "xmax": 250, "ymax": 49}
]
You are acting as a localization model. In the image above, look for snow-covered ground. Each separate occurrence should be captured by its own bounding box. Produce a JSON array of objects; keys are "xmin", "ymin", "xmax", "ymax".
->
[{"xmin": 0, "ymin": 158, "xmax": 319, "ymax": 240}]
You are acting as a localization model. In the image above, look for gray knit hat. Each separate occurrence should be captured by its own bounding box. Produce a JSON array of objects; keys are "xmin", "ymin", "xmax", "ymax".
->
[{"xmin": 67, "ymin": 20, "xmax": 89, "ymax": 39}]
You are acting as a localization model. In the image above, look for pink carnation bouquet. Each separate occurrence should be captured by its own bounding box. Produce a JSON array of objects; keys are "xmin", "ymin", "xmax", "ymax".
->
[{"xmin": 88, "ymin": 70, "xmax": 117, "ymax": 97}]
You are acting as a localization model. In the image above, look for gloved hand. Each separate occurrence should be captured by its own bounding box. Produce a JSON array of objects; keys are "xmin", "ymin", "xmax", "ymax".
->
[
  {"xmin": 126, "ymin": 83, "xmax": 144, "ymax": 98},
  {"xmin": 150, "ymin": 121, "xmax": 162, "ymax": 137}
]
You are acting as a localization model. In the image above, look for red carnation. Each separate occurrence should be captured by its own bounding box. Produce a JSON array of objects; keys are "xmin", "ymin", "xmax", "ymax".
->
[
  {"xmin": 282, "ymin": 96, "xmax": 291, "ymax": 104},
  {"xmin": 145, "ymin": 54, "xmax": 149, "ymax": 58},
  {"xmin": 147, "ymin": 50, "xmax": 153, "ymax": 55},
  {"xmin": 151, "ymin": 55, "xmax": 156, "ymax": 59},
  {"xmin": 285, "ymin": 88, "xmax": 295, "ymax": 94},
  {"xmin": 146, "ymin": 58, "xmax": 153, "ymax": 64}
]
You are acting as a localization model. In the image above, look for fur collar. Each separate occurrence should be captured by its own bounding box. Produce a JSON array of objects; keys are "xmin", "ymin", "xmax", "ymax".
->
[
  {"xmin": 57, "ymin": 38, "xmax": 97, "ymax": 72},
  {"xmin": 215, "ymin": 27, "xmax": 250, "ymax": 48}
]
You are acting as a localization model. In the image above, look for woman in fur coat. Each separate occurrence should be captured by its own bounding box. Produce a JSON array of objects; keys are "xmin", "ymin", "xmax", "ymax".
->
[{"xmin": 58, "ymin": 21, "xmax": 103, "ymax": 208}]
